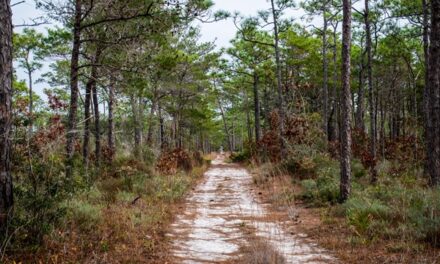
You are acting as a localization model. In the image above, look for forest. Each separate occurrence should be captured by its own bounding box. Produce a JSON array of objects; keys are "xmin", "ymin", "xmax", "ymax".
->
[{"xmin": 1, "ymin": 0, "xmax": 440, "ymax": 263}]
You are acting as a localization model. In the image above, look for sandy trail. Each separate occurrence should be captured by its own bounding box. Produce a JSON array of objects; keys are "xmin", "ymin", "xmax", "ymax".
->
[{"xmin": 167, "ymin": 155, "xmax": 336, "ymax": 264}]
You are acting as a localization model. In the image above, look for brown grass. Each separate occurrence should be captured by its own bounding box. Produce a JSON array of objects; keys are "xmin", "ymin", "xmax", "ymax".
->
[
  {"xmin": 235, "ymin": 222, "xmax": 286, "ymax": 264},
  {"xmin": 240, "ymin": 240, "xmax": 286, "ymax": 264},
  {"xmin": 6, "ymin": 162, "xmax": 209, "ymax": 264},
  {"xmin": 250, "ymin": 163, "xmax": 440, "ymax": 264}
]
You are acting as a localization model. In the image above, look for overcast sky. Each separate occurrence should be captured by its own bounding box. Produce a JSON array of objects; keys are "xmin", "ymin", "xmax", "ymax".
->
[{"xmin": 11, "ymin": 0, "xmax": 309, "ymax": 96}]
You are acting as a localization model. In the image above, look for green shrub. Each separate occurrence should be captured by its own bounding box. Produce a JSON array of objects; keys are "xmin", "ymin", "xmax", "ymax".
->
[
  {"xmin": 344, "ymin": 183, "xmax": 440, "ymax": 247},
  {"xmin": 230, "ymin": 150, "xmax": 251, "ymax": 163},
  {"xmin": 346, "ymin": 196, "xmax": 391, "ymax": 237},
  {"xmin": 299, "ymin": 179, "xmax": 317, "ymax": 201},
  {"xmin": 316, "ymin": 175, "xmax": 340, "ymax": 204},
  {"xmin": 4, "ymin": 155, "xmax": 70, "ymax": 248},
  {"xmin": 299, "ymin": 174, "xmax": 339, "ymax": 205}
]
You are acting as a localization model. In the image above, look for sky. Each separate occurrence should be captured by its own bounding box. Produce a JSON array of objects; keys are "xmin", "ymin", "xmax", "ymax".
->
[
  {"xmin": 197, "ymin": 0, "xmax": 306, "ymax": 48},
  {"xmin": 11, "ymin": 0, "xmax": 310, "ymax": 97}
]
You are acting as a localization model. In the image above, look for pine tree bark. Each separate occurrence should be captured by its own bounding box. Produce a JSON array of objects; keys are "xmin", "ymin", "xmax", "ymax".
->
[
  {"xmin": 322, "ymin": 1, "xmax": 329, "ymax": 138},
  {"xmin": 423, "ymin": 0, "xmax": 432, "ymax": 177},
  {"xmin": 340, "ymin": 0, "xmax": 353, "ymax": 202},
  {"xmin": 328, "ymin": 21, "xmax": 339, "ymax": 142},
  {"xmin": 365, "ymin": 0, "xmax": 378, "ymax": 182},
  {"xmin": 66, "ymin": 0, "xmax": 82, "ymax": 177},
  {"xmin": 0, "ymin": 0, "xmax": 13, "ymax": 226},
  {"xmin": 82, "ymin": 49, "xmax": 101, "ymax": 164},
  {"xmin": 427, "ymin": 0, "xmax": 440, "ymax": 186}
]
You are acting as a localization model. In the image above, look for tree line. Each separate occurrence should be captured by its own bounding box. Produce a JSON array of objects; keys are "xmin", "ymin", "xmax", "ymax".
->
[{"xmin": 0, "ymin": 0, "xmax": 440, "ymax": 247}]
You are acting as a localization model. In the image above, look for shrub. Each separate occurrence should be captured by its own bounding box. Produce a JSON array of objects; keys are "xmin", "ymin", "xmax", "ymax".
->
[
  {"xmin": 344, "ymin": 183, "xmax": 440, "ymax": 247},
  {"xmin": 299, "ymin": 174, "xmax": 339, "ymax": 206},
  {"xmin": 3, "ymin": 154, "xmax": 70, "ymax": 248},
  {"xmin": 300, "ymin": 179, "xmax": 317, "ymax": 201},
  {"xmin": 230, "ymin": 150, "xmax": 251, "ymax": 163},
  {"xmin": 156, "ymin": 148, "xmax": 193, "ymax": 174},
  {"xmin": 345, "ymin": 196, "xmax": 391, "ymax": 238}
]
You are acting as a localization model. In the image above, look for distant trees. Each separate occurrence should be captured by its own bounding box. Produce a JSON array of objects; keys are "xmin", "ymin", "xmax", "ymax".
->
[{"xmin": 13, "ymin": 29, "xmax": 44, "ymax": 135}]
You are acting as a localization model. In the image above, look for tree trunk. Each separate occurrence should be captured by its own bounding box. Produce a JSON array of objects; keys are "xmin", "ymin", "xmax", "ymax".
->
[
  {"xmin": 82, "ymin": 74, "xmax": 92, "ymax": 164},
  {"xmin": 253, "ymin": 72, "xmax": 261, "ymax": 143},
  {"xmin": 146, "ymin": 87, "xmax": 158, "ymax": 144},
  {"xmin": 328, "ymin": 21, "xmax": 339, "ymax": 142},
  {"xmin": 0, "ymin": 0, "xmax": 13, "ymax": 226},
  {"xmin": 146, "ymin": 101, "xmax": 157, "ymax": 145},
  {"xmin": 340, "ymin": 0, "xmax": 353, "ymax": 202},
  {"xmin": 322, "ymin": 1, "xmax": 329, "ymax": 138},
  {"xmin": 92, "ymin": 83, "xmax": 100, "ymax": 166},
  {"xmin": 131, "ymin": 95, "xmax": 142, "ymax": 158},
  {"xmin": 66, "ymin": 0, "xmax": 82, "ymax": 178},
  {"xmin": 423, "ymin": 0, "xmax": 432, "ymax": 177},
  {"xmin": 82, "ymin": 48, "xmax": 101, "ymax": 164},
  {"xmin": 242, "ymin": 88, "xmax": 252, "ymax": 143},
  {"xmin": 218, "ymin": 97, "xmax": 233, "ymax": 152},
  {"xmin": 271, "ymin": 0, "xmax": 285, "ymax": 156},
  {"xmin": 365, "ymin": 0, "xmax": 378, "ymax": 182},
  {"xmin": 158, "ymin": 103, "xmax": 165, "ymax": 150},
  {"xmin": 108, "ymin": 76, "xmax": 115, "ymax": 161},
  {"xmin": 427, "ymin": 0, "xmax": 440, "ymax": 186}
]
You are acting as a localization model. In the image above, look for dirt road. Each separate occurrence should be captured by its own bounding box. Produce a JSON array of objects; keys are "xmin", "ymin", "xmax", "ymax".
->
[{"xmin": 167, "ymin": 155, "xmax": 336, "ymax": 263}]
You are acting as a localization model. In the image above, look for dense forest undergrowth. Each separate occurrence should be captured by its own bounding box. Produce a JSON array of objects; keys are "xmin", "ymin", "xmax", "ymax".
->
[
  {"xmin": 233, "ymin": 112, "xmax": 440, "ymax": 263},
  {"xmin": 8, "ymin": 146, "xmax": 210, "ymax": 262},
  {"xmin": 1, "ymin": 0, "xmax": 440, "ymax": 263}
]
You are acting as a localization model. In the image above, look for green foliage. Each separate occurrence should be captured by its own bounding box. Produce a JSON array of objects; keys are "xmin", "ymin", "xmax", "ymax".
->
[
  {"xmin": 345, "ymin": 182, "xmax": 440, "ymax": 247},
  {"xmin": 346, "ymin": 196, "xmax": 391, "ymax": 238},
  {"xmin": 7, "ymin": 152, "xmax": 69, "ymax": 247},
  {"xmin": 230, "ymin": 149, "xmax": 251, "ymax": 163},
  {"xmin": 299, "ymin": 174, "xmax": 339, "ymax": 206},
  {"xmin": 296, "ymin": 148, "xmax": 340, "ymax": 205}
]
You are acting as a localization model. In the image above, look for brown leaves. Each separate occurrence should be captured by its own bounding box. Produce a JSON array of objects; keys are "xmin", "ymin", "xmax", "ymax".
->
[
  {"xmin": 156, "ymin": 148, "xmax": 193, "ymax": 174},
  {"xmin": 351, "ymin": 128, "xmax": 377, "ymax": 170},
  {"xmin": 259, "ymin": 111, "xmax": 311, "ymax": 162},
  {"xmin": 31, "ymin": 114, "xmax": 65, "ymax": 154}
]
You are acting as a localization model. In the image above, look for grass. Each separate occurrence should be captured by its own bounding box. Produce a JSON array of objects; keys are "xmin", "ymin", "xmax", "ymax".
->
[
  {"xmin": 236, "ymin": 220, "xmax": 287, "ymax": 264},
  {"xmin": 5, "ymin": 154, "xmax": 209, "ymax": 263},
  {"xmin": 245, "ymin": 141, "xmax": 440, "ymax": 263},
  {"xmin": 239, "ymin": 240, "xmax": 286, "ymax": 264}
]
